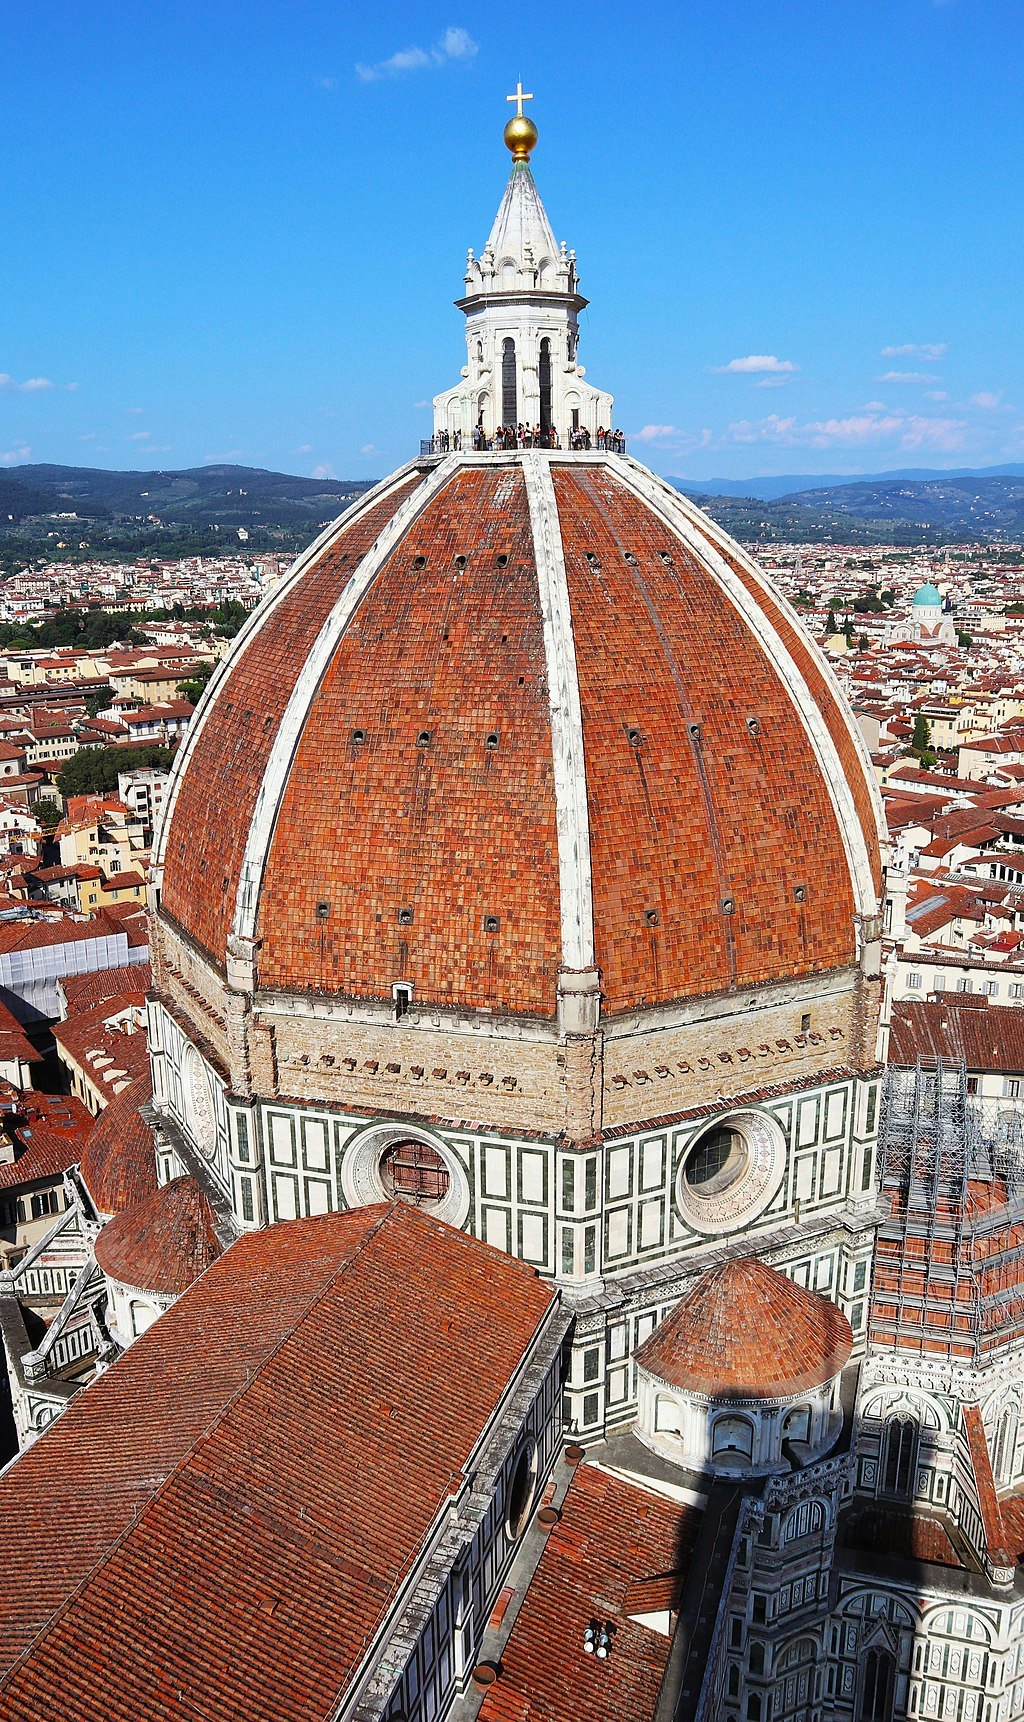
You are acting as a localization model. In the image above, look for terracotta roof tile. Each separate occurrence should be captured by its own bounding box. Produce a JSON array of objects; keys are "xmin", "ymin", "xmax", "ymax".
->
[
  {"xmin": 479, "ymin": 1465, "xmax": 700, "ymax": 1722},
  {"xmin": 0, "ymin": 1204, "xmax": 555, "ymax": 1719},
  {"xmin": 93, "ymin": 1173, "xmax": 220, "ymax": 1293},
  {"xmin": 635, "ymin": 1256, "xmax": 853, "ymax": 1398},
  {"xmin": 79, "ymin": 1073, "xmax": 158, "ymax": 1216}
]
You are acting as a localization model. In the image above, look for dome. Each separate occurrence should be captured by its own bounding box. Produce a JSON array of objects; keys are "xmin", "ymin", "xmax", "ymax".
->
[
  {"xmin": 154, "ymin": 453, "xmax": 882, "ymax": 1021},
  {"xmin": 913, "ymin": 583, "xmax": 942, "ymax": 607},
  {"xmin": 94, "ymin": 1175, "xmax": 221, "ymax": 1296},
  {"xmin": 635, "ymin": 1256, "xmax": 854, "ymax": 1398}
]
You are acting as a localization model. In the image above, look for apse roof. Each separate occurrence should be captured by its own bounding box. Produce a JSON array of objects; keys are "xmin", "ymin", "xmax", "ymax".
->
[{"xmin": 635, "ymin": 1256, "xmax": 854, "ymax": 1399}]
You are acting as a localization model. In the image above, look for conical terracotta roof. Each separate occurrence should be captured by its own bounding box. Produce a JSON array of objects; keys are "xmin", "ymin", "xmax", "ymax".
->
[
  {"xmin": 635, "ymin": 1257, "xmax": 853, "ymax": 1399},
  {"xmin": 80, "ymin": 1073, "xmax": 158, "ymax": 1217},
  {"xmin": 94, "ymin": 1175, "xmax": 221, "ymax": 1296}
]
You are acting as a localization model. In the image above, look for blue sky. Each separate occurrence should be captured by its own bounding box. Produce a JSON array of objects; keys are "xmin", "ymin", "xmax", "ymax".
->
[{"xmin": 2, "ymin": 0, "xmax": 1022, "ymax": 482}]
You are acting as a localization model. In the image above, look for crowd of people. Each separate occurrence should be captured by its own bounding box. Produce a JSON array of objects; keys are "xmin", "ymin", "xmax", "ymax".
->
[{"xmin": 430, "ymin": 424, "xmax": 626, "ymax": 453}]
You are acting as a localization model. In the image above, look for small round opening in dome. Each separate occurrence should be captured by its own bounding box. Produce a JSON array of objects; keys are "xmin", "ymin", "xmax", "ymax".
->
[
  {"xmin": 379, "ymin": 1140, "xmax": 450, "ymax": 1206},
  {"xmin": 683, "ymin": 1125, "xmax": 749, "ymax": 1198}
]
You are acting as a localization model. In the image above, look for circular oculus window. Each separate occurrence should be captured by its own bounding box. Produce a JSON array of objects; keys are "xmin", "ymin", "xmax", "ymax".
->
[
  {"xmin": 676, "ymin": 1111, "xmax": 785, "ymax": 1236},
  {"xmin": 505, "ymin": 1438, "xmax": 539, "ymax": 1541},
  {"xmin": 340, "ymin": 1125, "xmax": 471, "ymax": 1229}
]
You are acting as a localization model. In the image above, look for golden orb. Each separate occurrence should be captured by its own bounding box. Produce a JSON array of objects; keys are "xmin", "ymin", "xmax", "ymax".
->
[{"xmin": 503, "ymin": 113, "xmax": 538, "ymax": 161}]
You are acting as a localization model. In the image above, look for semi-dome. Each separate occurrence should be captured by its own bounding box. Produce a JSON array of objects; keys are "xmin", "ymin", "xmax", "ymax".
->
[
  {"xmin": 94, "ymin": 1175, "xmax": 221, "ymax": 1298},
  {"xmin": 635, "ymin": 1256, "xmax": 854, "ymax": 1399},
  {"xmin": 153, "ymin": 453, "xmax": 882, "ymax": 1022}
]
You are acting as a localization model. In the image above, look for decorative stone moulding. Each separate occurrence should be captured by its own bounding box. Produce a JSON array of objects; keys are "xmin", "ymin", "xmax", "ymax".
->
[
  {"xmin": 339, "ymin": 1121, "xmax": 472, "ymax": 1230},
  {"xmin": 675, "ymin": 1109, "xmax": 787, "ymax": 1236}
]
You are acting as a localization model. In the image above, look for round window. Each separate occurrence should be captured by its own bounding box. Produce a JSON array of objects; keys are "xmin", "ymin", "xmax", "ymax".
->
[
  {"xmin": 505, "ymin": 1440, "xmax": 538, "ymax": 1540},
  {"xmin": 379, "ymin": 1140, "xmax": 451, "ymax": 1206},
  {"xmin": 676, "ymin": 1111, "xmax": 786, "ymax": 1237},
  {"xmin": 682, "ymin": 1124, "xmax": 749, "ymax": 1198}
]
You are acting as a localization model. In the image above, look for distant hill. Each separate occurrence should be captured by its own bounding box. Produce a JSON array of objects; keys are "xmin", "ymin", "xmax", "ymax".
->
[
  {"xmin": 0, "ymin": 463, "xmax": 376, "ymax": 565},
  {"xmin": 672, "ymin": 463, "xmax": 1024, "ymax": 502},
  {"xmin": 3, "ymin": 460, "xmax": 1023, "ymax": 563},
  {"xmin": 675, "ymin": 473, "xmax": 1024, "ymax": 545},
  {"xmin": 12, "ymin": 463, "xmax": 373, "ymax": 530},
  {"xmin": 0, "ymin": 474, "xmax": 59, "ymax": 522}
]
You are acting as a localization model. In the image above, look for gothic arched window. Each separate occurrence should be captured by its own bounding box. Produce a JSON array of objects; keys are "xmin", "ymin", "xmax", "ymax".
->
[
  {"xmin": 539, "ymin": 337, "xmax": 552, "ymax": 435},
  {"xmin": 501, "ymin": 338, "xmax": 517, "ymax": 426},
  {"xmin": 882, "ymin": 1417, "xmax": 919, "ymax": 1498},
  {"xmin": 994, "ymin": 1403, "xmax": 1018, "ymax": 1484},
  {"xmin": 859, "ymin": 1648, "xmax": 896, "ymax": 1722}
]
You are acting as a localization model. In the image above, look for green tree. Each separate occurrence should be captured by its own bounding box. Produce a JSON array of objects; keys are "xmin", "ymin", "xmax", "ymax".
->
[
  {"xmin": 859, "ymin": 633, "xmax": 870, "ymax": 651},
  {"xmin": 826, "ymin": 608, "xmax": 838, "ymax": 635},
  {"xmin": 84, "ymin": 682, "xmax": 113, "ymax": 717},
  {"xmin": 957, "ymin": 630, "xmax": 973, "ymax": 649},
  {"xmin": 34, "ymin": 797, "xmax": 62, "ymax": 831},
  {"xmin": 909, "ymin": 712, "xmax": 936, "ymax": 766},
  {"xmin": 57, "ymin": 743, "xmax": 176, "ymax": 800},
  {"xmin": 177, "ymin": 662, "xmax": 215, "ymax": 705}
]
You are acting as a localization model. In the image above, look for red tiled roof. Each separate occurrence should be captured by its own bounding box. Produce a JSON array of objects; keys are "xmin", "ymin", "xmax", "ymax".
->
[
  {"xmin": 161, "ymin": 461, "xmax": 881, "ymax": 1017},
  {"xmin": 891, "ymin": 997, "xmax": 1024, "ymax": 1074},
  {"xmin": 0, "ymin": 1091, "xmax": 93, "ymax": 1191},
  {"xmin": 635, "ymin": 1257, "xmax": 853, "ymax": 1397},
  {"xmin": 479, "ymin": 1464, "xmax": 701, "ymax": 1722},
  {"xmin": 842, "ymin": 1504, "xmax": 965, "ymax": 1570},
  {"xmin": 0, "ymin": 1204, "xmax": 555, "ymax": 1718},
  {"xmin": 0, "ymin": 996, "xmax": 38, "ymax": 1068},
  {"xmin": 59, "ymin": 962, "xmax": 151, "ymax": 1015},
  {"xmin": 161, "ymin": 475, "xmax": 424, "ymax": 962},
  {"xmin": 79, "ymin": 1072, "xmax": 157, "ymax": 1216},
  {"xmin": 964, "ymin": 1404, "xmax": 1010, "ymax": 1566},
  {"xmin": 93, "ymin": 1173, "xmax": 220, "ymax": 1292},
  {"xmin": 52, "ymin": 1007, "xmax": 149, "ymax": 1094}
]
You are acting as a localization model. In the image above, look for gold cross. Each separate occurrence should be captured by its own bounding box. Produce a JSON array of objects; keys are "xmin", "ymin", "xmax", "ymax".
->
[{"xmin": 505, "ymin": 80, "xmax": 534, "ymax": 117}]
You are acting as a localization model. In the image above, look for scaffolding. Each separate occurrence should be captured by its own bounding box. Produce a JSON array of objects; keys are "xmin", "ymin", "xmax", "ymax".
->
[{"xmin": 873, "ymin": 1058, "xmax": 1024, "ymax": 1362}]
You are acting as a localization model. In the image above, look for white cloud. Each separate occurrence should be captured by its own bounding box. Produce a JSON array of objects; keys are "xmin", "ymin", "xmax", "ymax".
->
[
  {"xmin": 878, "ymin": 370, "xmax": 936, "ymax": 384},
  {"xmin": 0, "ymin": 444, "xmax": 30, "ymax": 465},
  {"xmin": 880, "ymin": 343, "xmax": 947, "ymax": 361},
  {"xmin": 712, "ymin": 354, "xmax": 798, "ymax": 375},
  {"xmin": 296, "ymin": 443, "xmax": 313, "ymax": 454},
  {"xmin": 863, "ymin": 400, "xmax": 887, "ymax": 412},
  {"xmin": 413, "ymin": 400, "xmax": 430, "ymax": 410},
  {"xmin": 724, "ymin": 409, "xmax": 967, "ymax": 453},
  {"xmin": 970, "ymin": 391, "xmax": 1004, "ymax": 410},
  {"xmin": 925, "ymin": 389, "xmax": 949, "ymax": 402},
  {"xmin": 360, "ymin": 444, "xmax": 378, "ymax": 455},
  {"xmin": 315, "ymin": 75, "xmax": 340, "ymax": 92},
  {"xmin": 128, "ymin": 430, "xmax": 152, "ymax": 442},
  {"xmin": 632, "ymin": 424, "xmax": 682, "ymax": 443},
  {"xmin": 0, "ymin": 374, "xmax": 53, "ymax": 394},
  {"xmin": 357, "ymin": 26, "xmax": 477, "ymax": 82},
  {"xmin": 313, "ymin": 463, "xmax": 336, "ymax": 479}
]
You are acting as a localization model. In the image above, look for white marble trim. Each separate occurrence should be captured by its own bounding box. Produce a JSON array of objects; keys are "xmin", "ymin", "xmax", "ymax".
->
[
  {"xmin": 151, "ymin": 459, "xmax": 429, "ymax": 880},
  {"xmin": 522, "ymin": 451, "xmax": 595, "ymax": 973},
  {"xmin": 616, "ymin": 457, "xmax": 880, "ymax": 921},
  {"xmin": 230, "ymin": 457, "xmax": 460, "ymax": 948}
]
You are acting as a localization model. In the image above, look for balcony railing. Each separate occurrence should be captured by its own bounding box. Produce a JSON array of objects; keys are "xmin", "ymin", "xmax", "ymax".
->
[{"xmin": 420, "ymin": 430, "xmax": 627, "ymax": 456}]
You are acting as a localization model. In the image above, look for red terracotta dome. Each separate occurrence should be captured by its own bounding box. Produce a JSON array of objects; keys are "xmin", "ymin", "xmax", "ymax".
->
[
  {"xmin": 635, "ymin": 1256, "xmax": 854, "ymax": 1398},
  {"xmin": 154, "ymin": 454, "xmax": 882, "ymax": 1019},
  {"xmin": 79, "ymin": 1073, "xmax": 158, "ymax": 1218},
  {"xmin": 94, "ymin": 1175, "xmax": 221, "ymax": 1296}
]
